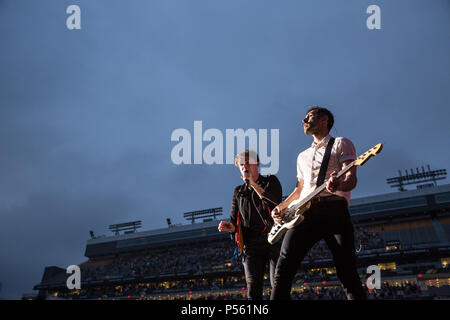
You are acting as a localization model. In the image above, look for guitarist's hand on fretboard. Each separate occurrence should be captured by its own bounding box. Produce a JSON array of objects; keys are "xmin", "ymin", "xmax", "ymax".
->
[
  {"xmin": 326, "ymin": 159, "xmax": 358, "ymax": 193},
  {"xmin": 326, "ymin": 170, "xmax": 340, "ymax": 193}
]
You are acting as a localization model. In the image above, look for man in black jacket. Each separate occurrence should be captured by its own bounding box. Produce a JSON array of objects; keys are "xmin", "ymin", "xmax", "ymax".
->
[{"xmin": 218, "ymin": 149, "xmax": 282, "ymax": 300}]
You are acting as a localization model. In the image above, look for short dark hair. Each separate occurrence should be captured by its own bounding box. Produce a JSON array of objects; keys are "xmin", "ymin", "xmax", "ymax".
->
[{"xmin": 306, "ymin": 106, "xmax": 334, "ymax": 131}]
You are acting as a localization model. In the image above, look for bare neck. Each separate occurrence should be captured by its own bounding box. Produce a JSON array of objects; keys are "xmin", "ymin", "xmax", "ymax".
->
[{"xmin": 312, "ymin": 130, "xmax": 329, "ymax": 144}]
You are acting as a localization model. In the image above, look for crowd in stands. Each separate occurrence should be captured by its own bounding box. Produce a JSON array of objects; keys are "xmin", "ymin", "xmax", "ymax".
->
[
  {"xmin": 54, "ymin": 280, "xmax": 432, "ymax": 300},
  {"xmin": 355, "ymin": 227, "xmax": 385, "ymax": 250},
  {"xmin": 47, "ymin": 226, "xmax": 441, "ymax": 300},
  {"xmin": 81, "ymin": 227, "xmax": 385, "ymax": 282},
  {"xmin": 33, "ymin": 215, "xmax": 450, "ymax": 301},
  {"xmin": 305, "ymin": 227, "xmax": 385, "ymax": 261},
  {"xmin": 292, "ymin": 282, "xmax": 425, "ymax": 300},
  {"xmin": 174, "ymin": 281, "xmax": 429, "ymax": 300},
  {"xmin": 81, "ymin": 241, "xmax": 242, "ymax": 281}
]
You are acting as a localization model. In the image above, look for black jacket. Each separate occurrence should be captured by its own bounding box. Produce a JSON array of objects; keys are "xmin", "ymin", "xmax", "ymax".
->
[{"xmin": 230, "ymin": 175, "xmax": 282, "ymax": 249}]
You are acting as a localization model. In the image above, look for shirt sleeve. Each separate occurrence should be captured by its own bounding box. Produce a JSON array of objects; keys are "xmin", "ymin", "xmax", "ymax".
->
[
  {"xmin": 339, "ymin": 137, "xmax": 357, "ymax": 163},
  {"xmin": 296, "ymin": 153, "xmax": 304, "ymax": 180}
]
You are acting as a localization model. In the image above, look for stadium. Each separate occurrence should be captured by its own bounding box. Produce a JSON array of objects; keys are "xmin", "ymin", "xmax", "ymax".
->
[{"xmin": 30, "ymin": 182, "xmax": 450, "ymax": 300}]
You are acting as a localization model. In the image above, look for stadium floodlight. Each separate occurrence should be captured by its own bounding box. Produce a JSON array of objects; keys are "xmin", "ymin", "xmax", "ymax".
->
[
  {"xmin": 386, "ymin": 165, "xmax": 447, "ymax": 191},
  {"xmin": 108, "ymin": 220, "xmax": 142, "ymax": 235},
  {"xmin": 183, "ymin": 207, "xmax": 223, "ymax": 224}
]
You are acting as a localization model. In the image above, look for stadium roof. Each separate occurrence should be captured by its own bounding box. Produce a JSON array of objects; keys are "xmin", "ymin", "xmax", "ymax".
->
[
  {"xmin": 351, "ymin": 183, "xmax": 450, "ymax": 207},
  {"xmin": 87, "ymin": 219, "xmax": 222, "ymax": 246},
  {"xmin": 84, "ymin": 219, "xmax": 229, "ymax": 258},
  {"xmin": 349, "ymin": 183, "xmax": 450, "ymax": 216}
]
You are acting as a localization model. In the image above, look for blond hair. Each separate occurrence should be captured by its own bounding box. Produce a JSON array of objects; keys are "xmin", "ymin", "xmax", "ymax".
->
[{"xmin": 234, "ymin": 149, "xmax": 259, "ymax": 166}]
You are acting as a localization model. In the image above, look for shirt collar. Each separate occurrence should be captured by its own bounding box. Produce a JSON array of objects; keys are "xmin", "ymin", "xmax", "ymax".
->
[{"xmin": 311, "ymin": 134, "xmax": 332, "ymax": 148}]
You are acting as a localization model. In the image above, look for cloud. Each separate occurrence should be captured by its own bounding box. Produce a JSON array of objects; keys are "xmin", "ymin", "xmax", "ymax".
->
[
  {"xmin": 0, "ymin": 189, "xmax": 136, "ymax": 299},
  {"xmin": 0, "ymin": 0, "xmax": 449, "ymax": 299}
]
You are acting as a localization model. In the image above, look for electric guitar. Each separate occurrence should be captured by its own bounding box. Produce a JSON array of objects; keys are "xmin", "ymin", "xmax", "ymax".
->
[
  {"xmin": 235, "ymin": 211, "xmax": 244, "ymax": 254},
  {"xmin": 267, "ymin": 143, "xmax": 383, "ymax": 244}
]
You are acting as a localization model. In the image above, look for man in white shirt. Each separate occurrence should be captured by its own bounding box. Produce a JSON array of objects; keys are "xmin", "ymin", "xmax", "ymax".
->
[{"xmin": 270, "ymin": 106, "xmax": 367, "ymax": 300}]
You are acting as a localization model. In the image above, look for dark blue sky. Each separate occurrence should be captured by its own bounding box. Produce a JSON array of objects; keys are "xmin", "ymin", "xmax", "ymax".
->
[{"xmin": 0, "ymin": 0, "xmax": 449, "ymax": 299}]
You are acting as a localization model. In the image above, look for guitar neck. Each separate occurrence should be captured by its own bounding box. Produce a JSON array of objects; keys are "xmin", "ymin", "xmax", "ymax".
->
[{"xmin": 302, "ymin": 160, "xmax": 356, "ymax": 203}]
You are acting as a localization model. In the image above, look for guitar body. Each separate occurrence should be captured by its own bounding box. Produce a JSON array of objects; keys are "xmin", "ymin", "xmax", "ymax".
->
[
  {"xmin": 236, "ymin": 211, "xmax": 244, "ymax": 254},
  {"xmin": 267, "ymin": 201, "xmax": 311, "ymax": 244},
  {"xmin": 267, "ymin": 143, "xmax": 383, "ymax": 245}
]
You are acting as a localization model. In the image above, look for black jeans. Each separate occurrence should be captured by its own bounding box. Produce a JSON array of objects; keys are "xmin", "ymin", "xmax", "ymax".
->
[
  {"xmin": 242, "ymin": 241, "xmax": 280, "ymax": 300},
  {"xmin": 270, "ymin": 199, "xmax": 367, "ymax": 300}
]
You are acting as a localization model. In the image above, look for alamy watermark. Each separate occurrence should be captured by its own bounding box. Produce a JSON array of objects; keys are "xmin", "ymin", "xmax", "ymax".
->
[
  {"xmin": 170, "ymin": 121, "xmax": 279, "ymax": 175},
  {"xmin": 366, "ymin": 5, "xmax": 381, "ymax": 30},
  {"xmin": 366, "ymin": 265, "xmax": 381, "ymax": 290},
  {"xmin": 64, "ymin": 5, "xmax": 382, "ymax": 31},
  {"xmin": 66, "ymin": 4, "xmax": 81, "ymax": 30},
  {"xmin": 66, "ymin": 265, "xmax": 81, "ymax": 290}
]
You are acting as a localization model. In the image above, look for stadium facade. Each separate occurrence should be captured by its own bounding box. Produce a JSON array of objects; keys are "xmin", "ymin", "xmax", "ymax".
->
[{"xmin": 31, "ymin": 184, "xmax": 450, "ymax": 300}]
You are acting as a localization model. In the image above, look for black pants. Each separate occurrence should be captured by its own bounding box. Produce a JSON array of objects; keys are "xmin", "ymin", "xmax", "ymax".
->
[
  {"xmin": 270, "ymin": 199, "xmax": 367, "ymax": 300},
  {"xmin": 242, "ymin": 242, "xmax": 280, "ymax": 300}
]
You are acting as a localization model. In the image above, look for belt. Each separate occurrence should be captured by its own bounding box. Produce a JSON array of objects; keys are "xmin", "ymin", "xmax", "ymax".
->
[{"xmin": 310, "ymin": 195, "xmax": 345, "ymax": 204}]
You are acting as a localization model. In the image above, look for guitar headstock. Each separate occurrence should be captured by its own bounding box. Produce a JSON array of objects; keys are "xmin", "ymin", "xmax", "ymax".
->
[{"xmin": 354, "ymin": 143, "xmax": 383, "ymax": 166}]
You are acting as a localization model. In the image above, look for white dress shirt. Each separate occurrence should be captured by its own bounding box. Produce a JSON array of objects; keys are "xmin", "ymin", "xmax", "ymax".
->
[{"xmin": 294, "ymin": 134, "xmax": 356, "ymax": 206}]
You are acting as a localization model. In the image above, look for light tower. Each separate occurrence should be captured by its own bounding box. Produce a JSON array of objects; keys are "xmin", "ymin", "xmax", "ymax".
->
[{"xmin": 386, "ymin": 165, "xmax": 447, "ymax": 191}]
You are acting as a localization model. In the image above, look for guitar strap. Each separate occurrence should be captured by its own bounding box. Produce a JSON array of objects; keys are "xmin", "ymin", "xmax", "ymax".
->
[
  {"xmin": 316, "ymin": 137, "xmax": 335, "ymax": 187},
  {"xmin": 252, "ymin": 176, "xmax": 274, "ymax": 227}
]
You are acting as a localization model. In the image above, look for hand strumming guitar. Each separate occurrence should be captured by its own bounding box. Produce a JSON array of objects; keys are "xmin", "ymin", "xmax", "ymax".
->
[{"xmin": 271, "ymin": 203, "xmax": 288, "ymax": 225}]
